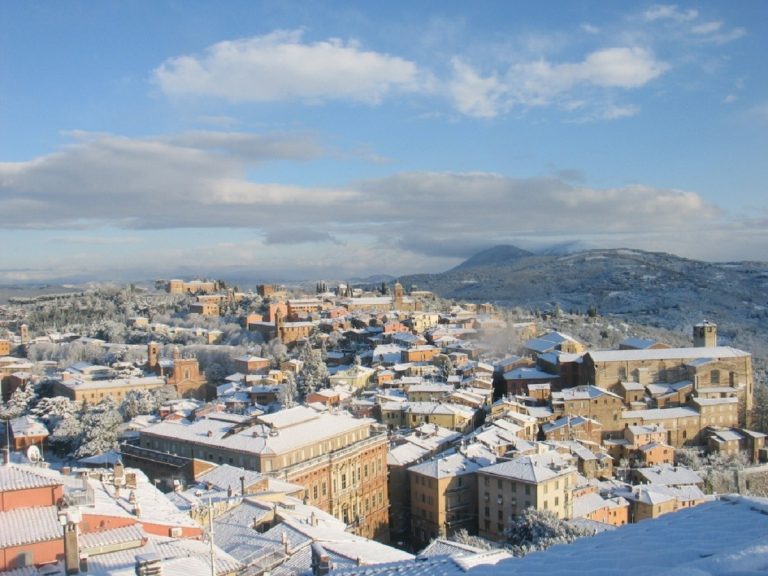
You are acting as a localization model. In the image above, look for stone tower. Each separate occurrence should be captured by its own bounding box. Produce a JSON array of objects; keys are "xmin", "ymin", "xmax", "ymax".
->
[
  {"xmin": 19, "ymin": 324, "xmax": 29, "ymax": 345},
  {"xmin": 693, "ymin": 321, "xmax": 717, "ymax": 348},
  {"xmin": 147, "ymin": 341, "xmax": 160, "ymax": 371},
  {"xmin": 393, "ymin": 281, "xmax": 404, "ymax": 310},
  {"xmin": 275, "ymin": 309, "xmax": 285, "ymax": 343}
]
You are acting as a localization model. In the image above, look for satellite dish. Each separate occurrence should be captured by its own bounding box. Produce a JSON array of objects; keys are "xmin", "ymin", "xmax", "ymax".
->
[{"xmin": 26, "ymin": 445, "xmax": 42, "ymax": 464}]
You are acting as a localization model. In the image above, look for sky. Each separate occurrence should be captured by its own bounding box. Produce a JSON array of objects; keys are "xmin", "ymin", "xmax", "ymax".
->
[{"xmin": 1, "ymin": 1, "xmax": 766, "ymax": 283}]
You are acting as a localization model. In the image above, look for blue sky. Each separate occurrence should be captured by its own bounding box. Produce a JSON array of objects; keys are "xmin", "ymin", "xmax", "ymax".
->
[{"xmin": 1, "ymin": 1, "xmax": 766, "ymax": 283}]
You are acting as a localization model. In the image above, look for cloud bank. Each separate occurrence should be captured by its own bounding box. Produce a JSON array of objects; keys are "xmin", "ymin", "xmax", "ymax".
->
[{"xmin": 1, "ymin": 130, "xmax": 749, "ymax": 269}]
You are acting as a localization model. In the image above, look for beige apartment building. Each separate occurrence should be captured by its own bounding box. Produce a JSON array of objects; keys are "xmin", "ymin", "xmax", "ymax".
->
[
  {"xmin": 138, "ymin": 406, "xmax": 390, "ymax": 541},
  {"xmin": 477, "ymin": 453, "xmax": 576, "ymax": 542},
  {"xmin": 408, "ymin": 451, "xmax": 484, "ymax": 549}
]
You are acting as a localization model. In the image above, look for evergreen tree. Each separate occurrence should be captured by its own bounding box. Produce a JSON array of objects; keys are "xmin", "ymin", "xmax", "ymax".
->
[
  {"xmin": 297, "ymin": 341, "xmax": 329, "ymax": 398},
  {"xmin": 74, "ymin": 398, "xmax": 124, "ymax": 458},
  {"xmin": 120, "ymin": 390, "xmax": 157, "ymax": 420},
  {"xmin": 31, "ymin": 396, "xmax": 79, "ymax": 430},
  {"xmin": 49, "ymin": 408, "xmax": 85, "ymax": 455},
  {"xmin": 1, "ymin": 385, "xmax": 37, "ymax": 419},
  {"xmin": 504, "ymin": 509, "xmax": 592, "ymax": 557}
]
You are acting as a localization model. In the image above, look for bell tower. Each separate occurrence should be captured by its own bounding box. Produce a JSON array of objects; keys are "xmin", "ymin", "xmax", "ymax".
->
[
  {"xmin": 147, "ymin": 341, "xmax": 160, "ymax": 371},
  {"xmin": 693, "ymin": 321, "xmax": 717, "ymax": 348},
  {"xmin": 393, "ymin": 281, "xmax": 404, "ymax": 310}
]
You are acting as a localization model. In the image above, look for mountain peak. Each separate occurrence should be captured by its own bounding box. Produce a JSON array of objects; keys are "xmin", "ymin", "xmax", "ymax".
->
[{"xmin": 451, "ymin": 245, "xmax": 534, "ymax": 271}]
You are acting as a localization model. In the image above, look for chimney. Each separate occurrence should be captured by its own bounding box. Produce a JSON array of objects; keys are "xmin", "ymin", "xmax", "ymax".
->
[
  {"xmin": 281, "ymin": 531, "xmax": 289, "ymax": 553},
  {"xmin": 311, "ymin": 542, "xmax": 331, "ymax": 576},
  {"xmin": 79, "ymin": 555, "xmax": 89, "ymax": 574},
  {"xmin": 2, "ymin": 448, "xmax": 9, "ymax": 466},
  {"xmin": 135, "ymin": 553, "xmax": 163, "ymax": 576},
  {"xmin": 60, "ymin": 512, "xmax": 80, "ymax": 575},
  {"xmin": 240, "ymin": 475, "xmax": 246, "ymax": 496},
  {"xmin": 114, "ymin": 460, "xmax": 125, "ymax": 480}
]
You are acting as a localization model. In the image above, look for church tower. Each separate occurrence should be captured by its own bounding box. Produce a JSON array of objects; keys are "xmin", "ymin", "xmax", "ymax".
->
[
  {"xmin": 693, "ymin": 321, "xmax": 717, "ymax": 348},
  {"xmin": 147, "ymin": 341, "xmax": 160, "ymax": 371},
  {"xmin": 393, "ymin": 281, "xmax": 404, "ymax": 310},
  {"xmin": 275, "ymin": 309, "xmax": 286, "ymax": 343}
]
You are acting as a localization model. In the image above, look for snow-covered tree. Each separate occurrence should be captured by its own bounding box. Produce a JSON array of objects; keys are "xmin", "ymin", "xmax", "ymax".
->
[
  {"xmin": 504, "ymin": 509, "xmax": 593, "ymax": 557},
  {"xmin": 433, "ymin": 354, "xmax": 455, "ymax": 382},
  {"xmin": 74, "ymin": 398, "xmax": 124, "ymax": 458},
  {"xmin": 0, "ymin": 385, "xmax": 37, "ymax": 419},
  {"xmin": 31, "ymin": 396, "xmax": 79, "ymax": 430},
  {"xmin": 296, "ymin": 341, "xmax": 329, "ymax": 398},
  {"xmin": 265, "ymin": 339, "xmax": 288, "ymax": 367},
  {"xmin": 446, "ymin": 529, "xmax": 496, "ymax": 551},
  {"xmin": 120, "ymin": 390, "xmax": 157, "ymax": 420},
  {"xmin": 49, "ymin": 411, "xmax": 85, "ymax": 455},
  {"xmin": 278, "ymin": 372, "xmax": 297, "ymax": 408},
  {"xmin": 150, "ymin": 385, "xmax": 179, "ymax": 406},
  {"xmin": 96, "ymin": 320, "xmax": 127, "ymax": 343}
]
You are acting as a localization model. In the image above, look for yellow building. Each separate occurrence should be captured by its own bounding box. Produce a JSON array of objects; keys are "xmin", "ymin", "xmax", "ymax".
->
[
  {"xmin": 379, "ymin": 401, "xmax": 477, "ymax": 433},
  {"xmin": 408, "ymin": 450, "xmax": 485, "ymax": 549},
  {"xmin": 477, "ymin": 452, "xmax": 576, "ymax": 541}
]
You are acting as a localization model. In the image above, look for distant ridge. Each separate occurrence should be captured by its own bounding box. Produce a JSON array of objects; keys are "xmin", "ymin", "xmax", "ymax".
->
[
  {"xmin": 399, "ymin": 245, "xmax": 768, "ymax": 360},
  {"xmin": 450, "ymin": 245, "xmax": 533, "ymax": 271}
]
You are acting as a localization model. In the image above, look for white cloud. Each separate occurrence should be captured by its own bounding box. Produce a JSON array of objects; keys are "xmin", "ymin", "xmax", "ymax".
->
[
  {"xmin": 449, "ymin": 58, "xmax": 504, "ymax": 118},
  {"xmin": 581, "ymin": 23, "xmax": 600, "ymax": 35},
  {"xmin": 700, "ymin": 27, "xmax": 746, "ymax": 45},
  {"xmin": 572, "ymin": 47, "xmax": 669, "ymax": 88},
  {"xmin": 154, "ymin": 29, "xmax": 427, "ymax": 104},
  {"xmin": 638, "ymin": 6, "xmax": 745, "ymax": 46},
  {"xmin": 691, "ymin": 21, "xmax": 723, "ymax": 35},
  {"xmin": 449, "ymin": 47, "xmax": 667, "ymax": 118},
  {"xmin": 643, "ymin": 5, "xmax": 698, "ymax": 22}
]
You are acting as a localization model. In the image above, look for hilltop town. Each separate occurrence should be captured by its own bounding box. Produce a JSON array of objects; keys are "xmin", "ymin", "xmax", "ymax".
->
[{"xmin": 0, "ymin": 279, "xmax": 767, "ymax": 575}]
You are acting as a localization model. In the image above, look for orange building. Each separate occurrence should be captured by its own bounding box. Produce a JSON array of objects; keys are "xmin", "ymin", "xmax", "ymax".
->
[
  {"xmin": 0, "ymin": 464, "xmax": 65, "ymax": 571},
  {"xmin": 138, "ymin": 406, "xmax": 390, "ymax": 541}
]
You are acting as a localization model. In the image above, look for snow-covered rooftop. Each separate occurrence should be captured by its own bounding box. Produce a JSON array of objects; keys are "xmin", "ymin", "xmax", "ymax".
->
[
  {"xmin": 480, "ymin": 452, "xmax": 575, "ymax": 484},
  {"xmin": 587, "ymin": 346, "xmax": 750, "ymax": 363}
]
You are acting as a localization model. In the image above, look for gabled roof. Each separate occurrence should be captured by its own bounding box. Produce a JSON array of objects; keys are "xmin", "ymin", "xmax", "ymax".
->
[
  {"xmin": 480, "ymin": 453, "xmax": 574, "ymax": 483},
  {"xmin": 408, "ymin": 451, "xmax": 488, "ymax": 479},
  {"xmin": 196, "ymin": 464, "xmax": 265, "ymax": 492},
  {"xmin": 554, "ymin": 385, "xmax": 622, "ymax": 401},
  {"xmin": 0, "ymin": 464, "xmax": 62, "ymax": 492},
  {"xmin": 0, "ymin": 505, "xmax": 61, "ymax": 548},
  {"xmin": 635, "ymin": 464, "xmax": 703, "ymax": 487}
]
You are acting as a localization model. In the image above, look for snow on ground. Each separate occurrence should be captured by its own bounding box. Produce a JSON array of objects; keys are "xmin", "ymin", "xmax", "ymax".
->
[{"xmin": 469, "ymin": 495, "xmax": 768, "ymax": 576}]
